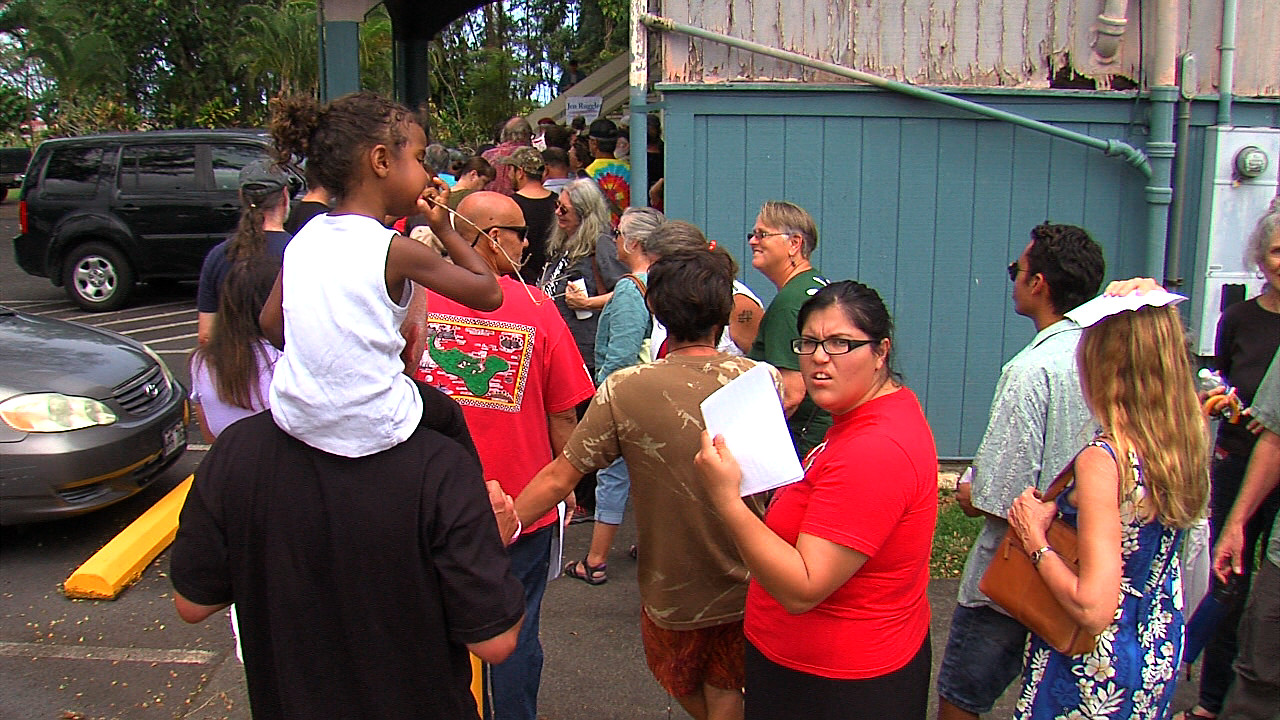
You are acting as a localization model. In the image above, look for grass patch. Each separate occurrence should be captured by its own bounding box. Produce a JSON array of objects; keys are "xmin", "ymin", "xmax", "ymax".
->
[{"xmin": 931, "ymin": 487, "xmax": 983, "ymax": 578}]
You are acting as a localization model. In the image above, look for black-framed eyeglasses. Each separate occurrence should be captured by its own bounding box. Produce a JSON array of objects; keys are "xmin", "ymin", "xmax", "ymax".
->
[
  {"xmin": 747, "ymin": 230, "xmax": 789, "ymax": 242},
  {"xmin": 555, "ymin": 203, "xmax": 575, "ymax": 216},
  {"xmin": 483, "ymin": 225, "xmax": 528, "ymax": 241},
  {"xmin": 1007, "ymin": 261, "xmax": 1027, "ymax": 282},
  {"xmin": 791, "ymin": 337, "xmax": 876, "ymax": 355}
]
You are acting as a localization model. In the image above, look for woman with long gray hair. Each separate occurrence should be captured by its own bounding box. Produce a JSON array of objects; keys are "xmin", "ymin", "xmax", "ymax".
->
[
  {"xmin": 540, "ymin": 178, "xmax": 628, "ymax": 520},
  {"xmin": 539, "ymin": 177, "xmax": 627, "ymax": 380}
]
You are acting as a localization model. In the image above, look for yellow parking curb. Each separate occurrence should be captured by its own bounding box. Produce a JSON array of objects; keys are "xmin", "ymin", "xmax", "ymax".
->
[
  {"xmin": 471, "ymin": 653, "xmax": 485, "ymax": 714},
  {"xmin": 63, "ymin": 476, "xmax": 194, "ymax": 600}
]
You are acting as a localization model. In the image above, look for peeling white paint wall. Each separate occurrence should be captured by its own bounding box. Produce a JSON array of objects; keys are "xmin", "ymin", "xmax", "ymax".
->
[{"xmin": 659, "ymin": 0, "xmax": 1280, "ymax": 97}]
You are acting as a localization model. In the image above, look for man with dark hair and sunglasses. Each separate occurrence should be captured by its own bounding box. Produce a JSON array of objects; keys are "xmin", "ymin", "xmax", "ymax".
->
[
  {"xmin": 936, "ymin": 223, "xmax": 1105, "ymax": 720},
  {"xmin": 411, "ymin": 190, "xmax": 596, "ymax": 720}
]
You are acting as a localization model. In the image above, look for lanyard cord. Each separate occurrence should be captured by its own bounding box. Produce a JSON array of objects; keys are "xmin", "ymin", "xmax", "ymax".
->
[{"xmin": 425, "ymin": 198, "xmax": 576, "ymax": 307}]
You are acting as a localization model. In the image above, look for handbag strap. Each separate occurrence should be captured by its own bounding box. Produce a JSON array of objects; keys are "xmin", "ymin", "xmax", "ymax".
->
[
  {"xmin": 1040, "ymin": 457, "xmax": 1077, "ymax": 503},
  {"xmin": 620, "ymin": 273, "xmax": 647, "ymax": 297}
]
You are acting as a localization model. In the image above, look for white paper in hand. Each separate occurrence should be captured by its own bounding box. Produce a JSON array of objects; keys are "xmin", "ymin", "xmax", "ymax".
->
[{"xmin": 700, "ymin": 364, "xmax": 804, "ymax": 497}]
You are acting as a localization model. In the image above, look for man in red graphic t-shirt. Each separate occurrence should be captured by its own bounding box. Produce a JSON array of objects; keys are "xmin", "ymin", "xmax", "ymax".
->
[{"xmin": 413, "ymin": 191, "xmax": 594, "ymax": 720}]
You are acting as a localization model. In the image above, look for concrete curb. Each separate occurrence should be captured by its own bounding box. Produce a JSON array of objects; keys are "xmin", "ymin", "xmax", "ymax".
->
[{"xmin": 63, "ymin": 475, "xmax": 193, "ymax": 599}]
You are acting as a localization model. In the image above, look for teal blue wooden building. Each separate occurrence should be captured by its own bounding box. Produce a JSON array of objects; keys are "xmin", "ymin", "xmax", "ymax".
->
[
  {"xmin": 644, "ymin": 0, "xmax": 1280, "ymax": 457},
  {"xmin": 659, "ymin": 86, "xmax": 1278, "ymax": 457}
]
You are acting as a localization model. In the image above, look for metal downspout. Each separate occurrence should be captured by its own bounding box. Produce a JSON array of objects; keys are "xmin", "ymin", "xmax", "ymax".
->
[
  {"xmin": 629, "ymin": 0, "xmax": 648, "ymax": 208},
  {"xmin": 1093, "ymin": 0, "xmax": 1129, "ymax": 62},
  {"xmin": 1167, "ymin": 54, "xmax": 1196, "ymax": 289},
  {"xmin": 1219, "ymin": 0, "xmax": 1238, "ymax": 126},
  {"xmin": 1146, "ymin": 0, "xmax": 1179, "ymax": 282},
  {"xmin": 639, "ymin": 13, "xmax": 1152, "ymax": 178}
]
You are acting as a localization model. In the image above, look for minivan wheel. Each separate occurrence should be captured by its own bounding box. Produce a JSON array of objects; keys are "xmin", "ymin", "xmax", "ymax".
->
[{"xmin": 63, "ymin": 242, "xmax": 135, "ymax": 312}]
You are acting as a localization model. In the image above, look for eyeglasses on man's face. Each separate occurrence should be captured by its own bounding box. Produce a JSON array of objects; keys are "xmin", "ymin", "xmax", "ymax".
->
[
  {"xmin": 791, "ymin": 337, "xmax": 876, "ymax": 355},
  {"xmin": 1008, "ymin": 261, "xmax": 1028, "ymax": 282}
]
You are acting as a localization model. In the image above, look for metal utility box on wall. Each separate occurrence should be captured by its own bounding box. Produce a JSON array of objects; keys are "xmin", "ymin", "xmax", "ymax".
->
[{"xmin": 1190, "ymin": 126, "xmax": 1280, "ymax": 356}]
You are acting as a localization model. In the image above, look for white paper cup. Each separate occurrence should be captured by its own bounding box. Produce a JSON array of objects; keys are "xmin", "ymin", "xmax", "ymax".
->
[{"xmin": 567, "ymin": 279, "xmax": 592, "ymax": 319}]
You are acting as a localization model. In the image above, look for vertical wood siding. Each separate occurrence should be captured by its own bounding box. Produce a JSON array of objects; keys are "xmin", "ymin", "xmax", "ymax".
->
[
  {"xmin": 661, "ymin": 87, "xmax": 1278, "ymax": 456},
  {"xmin": 659, "ymin": 0, "xmax": 1280, "ymax": 98}
]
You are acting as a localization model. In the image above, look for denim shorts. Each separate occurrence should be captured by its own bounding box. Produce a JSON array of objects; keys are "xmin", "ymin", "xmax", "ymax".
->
[
  {"xmin": 936, "ymin": 604, "xmax": 1029, "ymax": 714},
  {"xmin": 593, "ymin": 456, "xmax": 630, "ymax": 525}
]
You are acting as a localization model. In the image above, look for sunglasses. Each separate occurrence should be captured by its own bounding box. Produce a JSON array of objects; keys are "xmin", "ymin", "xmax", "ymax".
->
[
  {"xmin": 482, "ymin": 225, "xmax": 528, "ymax": 241},
  {"xmin": 555, "ymin": 203, "xmax": 575, "ymax": 216},
  {"xmin": 1008, "ymin": 261, "xmax": 1027, "ymax": 282}
]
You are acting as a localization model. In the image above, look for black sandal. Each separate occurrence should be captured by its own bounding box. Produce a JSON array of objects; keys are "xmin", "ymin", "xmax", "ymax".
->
[{"xmin": 563, "ymin": 557, "xmax": 608, "ymax": 585}]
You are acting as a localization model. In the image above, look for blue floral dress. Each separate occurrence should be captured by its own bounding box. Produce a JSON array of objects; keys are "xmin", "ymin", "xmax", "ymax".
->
[{"xmin": 1014, "ymin": 439, "xmax": 1185, "ymax": 719}]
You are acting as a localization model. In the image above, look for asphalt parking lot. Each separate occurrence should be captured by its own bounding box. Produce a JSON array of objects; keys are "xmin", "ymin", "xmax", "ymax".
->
[
  {"xmin": 0, "ymin": 195, "xmax": 1202, "ymax": 719},
  {"xmin": 0, "ymin": 194, "xmax": 675, "ymax": 719}
]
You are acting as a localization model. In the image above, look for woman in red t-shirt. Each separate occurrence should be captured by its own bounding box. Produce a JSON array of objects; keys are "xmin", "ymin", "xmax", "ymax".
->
[{"xmin": 697, "ymin": 280, "xmax": 938, "ymax": 719}]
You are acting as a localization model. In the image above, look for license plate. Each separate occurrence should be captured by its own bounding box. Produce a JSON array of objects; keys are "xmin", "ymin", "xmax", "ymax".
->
[{"xmin": 163, "ymin": 422, "xmax": 186, "ymax": 456}]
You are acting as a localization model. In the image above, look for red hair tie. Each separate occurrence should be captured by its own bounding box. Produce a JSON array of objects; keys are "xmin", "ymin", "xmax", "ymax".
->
[{"xmin": 708, "ymin": 240, "xmax": 717, "ymax": 251}]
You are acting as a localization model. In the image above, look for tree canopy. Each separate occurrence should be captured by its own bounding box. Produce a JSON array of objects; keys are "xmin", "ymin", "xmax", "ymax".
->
[{"xmin": 0, "ymin": 0, "xmax": 627, "ymax": 147}]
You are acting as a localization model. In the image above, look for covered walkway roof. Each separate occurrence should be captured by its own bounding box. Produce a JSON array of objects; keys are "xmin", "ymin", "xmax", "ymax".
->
[{"xmin": 324, "ymin": 0, "xmax": 487, "ymax": 106}]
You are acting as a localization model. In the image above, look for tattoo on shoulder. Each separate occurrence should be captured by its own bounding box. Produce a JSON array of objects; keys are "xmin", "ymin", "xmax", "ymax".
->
[{"xmin": 736, "ymin": 310, "xmax": 754, "ymax": 324}]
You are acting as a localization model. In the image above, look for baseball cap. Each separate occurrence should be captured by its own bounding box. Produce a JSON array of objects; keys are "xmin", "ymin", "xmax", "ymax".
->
[
  {"xmin": 498, "ymin": 146, "xmax": 546, "ymax": 174},
  {"xmin": 239, "ymin": 160, "xmax": 289, "ymax": 195},
  {"xmin": 588, "ymin": 118, "xmax": 618, "ymax": 140}
]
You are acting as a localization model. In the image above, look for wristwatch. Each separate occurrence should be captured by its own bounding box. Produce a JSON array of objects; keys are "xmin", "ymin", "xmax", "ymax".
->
[{"xmin": 1030, "ymin": 545, "xmax": 1055, "ymax": 566}]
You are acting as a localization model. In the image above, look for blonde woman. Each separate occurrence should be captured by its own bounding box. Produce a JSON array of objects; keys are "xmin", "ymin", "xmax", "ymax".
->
[{"xmin": 1007, "ymin": 295, "xmax": 1210, "ymax": 719}]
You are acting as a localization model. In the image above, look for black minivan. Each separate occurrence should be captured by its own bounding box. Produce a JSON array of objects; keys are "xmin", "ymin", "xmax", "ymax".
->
[{"xmin": 13, "ymin": 130, "xmax": 298, "ymax": 311}]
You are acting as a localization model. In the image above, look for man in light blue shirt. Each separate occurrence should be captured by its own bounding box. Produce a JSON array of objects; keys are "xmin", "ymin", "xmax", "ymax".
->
[{"xmin": 937, "ymin": 224, "xmax": 1105, "ymax": 720}]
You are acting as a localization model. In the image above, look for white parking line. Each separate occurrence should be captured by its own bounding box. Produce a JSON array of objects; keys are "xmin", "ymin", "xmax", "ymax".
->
[
  {"xmin": 0, "ymin": 641, "xmax": 218, "ymax": 665},
  {"xmin": 117, "ymin": 320, "xmax": 198, "ymax": 335},
  {"xmin": 40, "ymin": 301, "xmax": 194, "ymax": 321},
  {"xmin": 93, "ymin": 309, "xmax": 198, "ymax": 327},
  {"xmin": 0, "ymin": 300, "xmax": 71, "ymax": 311},
  {"xmin": 148, "ymin": 333, "xmax": 199, "ymax": 346}
]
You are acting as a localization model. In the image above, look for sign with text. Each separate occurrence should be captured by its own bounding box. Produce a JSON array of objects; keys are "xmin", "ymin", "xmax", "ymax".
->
[{"xmin": 565, "ymin": 96, "xmax": 603, "ymax": 124}]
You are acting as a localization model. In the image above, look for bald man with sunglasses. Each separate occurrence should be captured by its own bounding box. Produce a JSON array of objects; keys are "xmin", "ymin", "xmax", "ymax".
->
[{"xmin": 411, "ymin": 191, "xmax": 595, "ymax": 720}]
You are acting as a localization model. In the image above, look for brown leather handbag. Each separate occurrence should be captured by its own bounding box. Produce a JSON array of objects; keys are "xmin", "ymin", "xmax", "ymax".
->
[{"xmin": 979, "ymin": 462, "xmax": 1099, "ymax": 656}]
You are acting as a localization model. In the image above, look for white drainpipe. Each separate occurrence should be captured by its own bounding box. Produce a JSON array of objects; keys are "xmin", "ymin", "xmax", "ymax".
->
[{"xmin": 629, "ymin": 0, "xmax": 649, "ymax": 208}]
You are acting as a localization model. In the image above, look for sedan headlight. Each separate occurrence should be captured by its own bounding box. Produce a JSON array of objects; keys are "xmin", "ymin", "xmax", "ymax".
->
[{"xmin": 0, "ymin": 393, "xmax": 118, "ymax": 432}]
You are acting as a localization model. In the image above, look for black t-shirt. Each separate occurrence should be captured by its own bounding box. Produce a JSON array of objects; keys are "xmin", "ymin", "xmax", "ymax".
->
[
  {"xmin": 170, "ymin": 414, "xmax": 524, "ymax": 720},
  {"xmin": 647, "ymin": 149, "xmax": 664, "ymax": 184},
  {"xmin": 513, "ymin": 192, "xmax": 558, "ymax": 285},
  {"xmin": 1215, "ymin": 297, "xmax": 1280, "ymax": 457},
  {"xmin": 196, "ymin": 231, "xmax": 290, "ymax": 313},
  {"xmin": 283, "ymin": 200, "xmax": 329, "ymax": 236}
]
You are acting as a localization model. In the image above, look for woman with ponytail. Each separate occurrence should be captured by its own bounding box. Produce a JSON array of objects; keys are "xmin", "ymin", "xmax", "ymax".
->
[{"xmin": 195, "ymin": 161, "xmax": 293, "ymax": 345}]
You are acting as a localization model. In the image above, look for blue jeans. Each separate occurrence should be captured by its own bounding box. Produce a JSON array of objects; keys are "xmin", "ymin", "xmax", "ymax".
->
[
  {"xmin": 594, "ymin": 456, "xmax": 630, "ymax": 525},
  {"xmin": 491, "ymin": 525, "xmax": 552, "ymax": 720},
  {"xmin": 937, "ymin": 604, "xmax": 1029, "ymax": 714}
]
